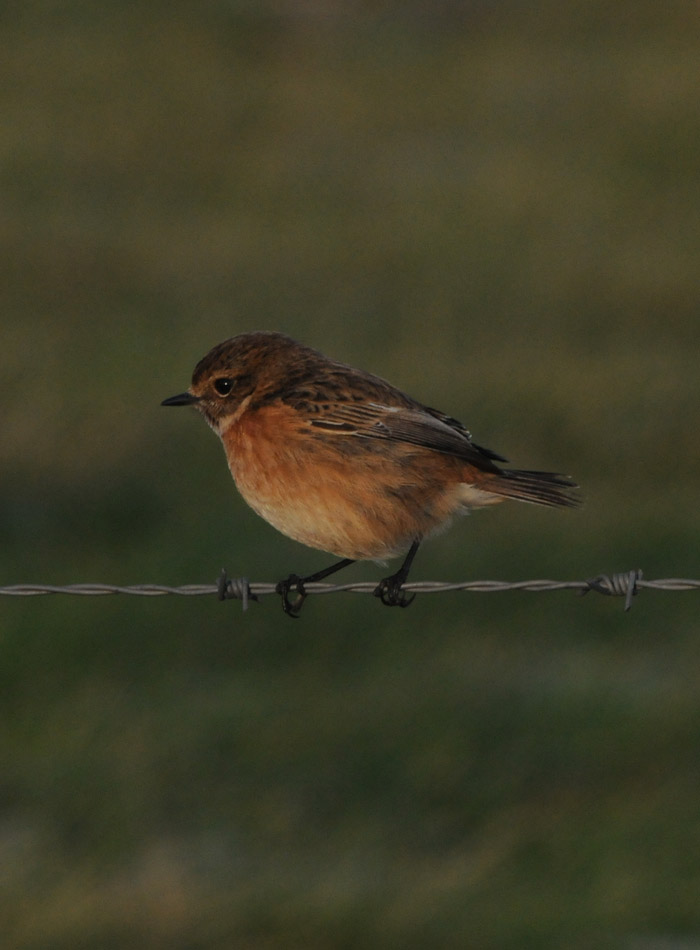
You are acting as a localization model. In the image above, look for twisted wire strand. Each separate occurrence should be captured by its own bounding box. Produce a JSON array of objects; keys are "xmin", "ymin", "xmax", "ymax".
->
[{"xmin": 1, "ymin": 570, "xmax": 698, "ymax": 611}]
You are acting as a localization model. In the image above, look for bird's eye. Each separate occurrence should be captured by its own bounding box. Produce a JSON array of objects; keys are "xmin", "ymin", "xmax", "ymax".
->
[{"xmin": 213, "ymin": 378, "xmax": 233, "ymax": 396}]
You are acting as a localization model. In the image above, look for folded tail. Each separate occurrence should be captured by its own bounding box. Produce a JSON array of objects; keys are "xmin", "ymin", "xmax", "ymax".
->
[{"xmin": 487, "ymin": 469, "xmax": 580, "ymax": 509}]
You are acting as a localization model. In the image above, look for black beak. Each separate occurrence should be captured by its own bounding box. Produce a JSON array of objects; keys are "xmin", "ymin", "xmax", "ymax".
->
[{"xmin": 161, "ymin": 392, "xmax": 200, "ymax": 407}]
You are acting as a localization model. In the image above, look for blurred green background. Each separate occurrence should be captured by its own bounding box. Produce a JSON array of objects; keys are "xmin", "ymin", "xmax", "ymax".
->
[{"xmin": 2, "ymin": 2, "xmax": 700, "ymax": 947}]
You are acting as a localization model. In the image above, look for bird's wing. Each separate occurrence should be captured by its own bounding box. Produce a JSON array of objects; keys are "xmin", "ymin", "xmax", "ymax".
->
[{"xmin": 302, "ymin": 398, "xmax": 508, "ymax": 467}]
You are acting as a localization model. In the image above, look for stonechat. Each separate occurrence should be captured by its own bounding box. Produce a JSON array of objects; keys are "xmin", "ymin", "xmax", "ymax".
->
[{"xmin": 163, "ymin": 332, "xmax": 578, "ymax": 615}]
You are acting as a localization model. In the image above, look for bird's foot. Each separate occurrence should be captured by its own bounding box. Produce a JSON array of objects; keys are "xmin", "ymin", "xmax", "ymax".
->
[
  {"xmin": 373, "ymin": 572, "xmax": 416, "ymax": 608},
  {"xmin": 275, "ymin": 574, "xmax": 307, "ymax": 617}
]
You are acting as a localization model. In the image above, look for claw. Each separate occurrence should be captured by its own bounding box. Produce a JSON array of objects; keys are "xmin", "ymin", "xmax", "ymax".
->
[
  {"xmin": 373, "ymin": 576, "xmax": 416, "ymax": 608},
  {"xmin": 275, "ymin": 557, "xmax": 356, "ymax": 617},
  {"xmin": 372, "ymin": 539, "xmax": 420, "ymax": 608},
  {"xmin": 275, "ymin": 574, "xmax": 307, "ymax": 617}
]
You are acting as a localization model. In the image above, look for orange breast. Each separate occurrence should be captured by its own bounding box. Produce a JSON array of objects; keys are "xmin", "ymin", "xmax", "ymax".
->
[{"xmin": 219, "ymin": 403, "xmax": 472, "ymax": 560}]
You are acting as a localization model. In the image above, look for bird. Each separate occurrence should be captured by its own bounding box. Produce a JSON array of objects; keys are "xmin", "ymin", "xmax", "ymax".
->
[{"xmin": 162, "ymin": 331, "xmax": 579, "ymax": 616}]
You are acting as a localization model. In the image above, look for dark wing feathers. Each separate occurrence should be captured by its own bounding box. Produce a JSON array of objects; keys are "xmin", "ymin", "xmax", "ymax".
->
[
  {"xmin": 424, "ymin": 408, "xmax": 509, "ymax": 462},
  {"xmin": 283, "ymin": 368, "xmax": 578, "ymax": 506},
  {"xmin": 306, "ymin": 398, "xmax": 504, "ymax": 469}
]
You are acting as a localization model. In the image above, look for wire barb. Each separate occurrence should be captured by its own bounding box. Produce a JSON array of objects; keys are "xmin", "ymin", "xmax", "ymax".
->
[
  {"xmin": 581, "ymin": 569, "xmax": 643, "ymax": 611},
  {"xmin": 217, "ymin": 570, "xmax": 257, "ymax": 611}
]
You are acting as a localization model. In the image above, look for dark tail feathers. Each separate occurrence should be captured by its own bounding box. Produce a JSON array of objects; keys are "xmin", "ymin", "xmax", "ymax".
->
[{"xmin": 489, "ymin": 469, "xmax": 580, "ymax": 509}]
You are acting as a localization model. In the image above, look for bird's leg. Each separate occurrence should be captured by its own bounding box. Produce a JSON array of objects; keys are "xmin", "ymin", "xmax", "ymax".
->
[
  {"xmin": 374, "ymin": 539, "xmax": 421, "ymax": 608},
  {"xmin": 276, "ymin": 558, "xmax": 355, "ymax": 617}
]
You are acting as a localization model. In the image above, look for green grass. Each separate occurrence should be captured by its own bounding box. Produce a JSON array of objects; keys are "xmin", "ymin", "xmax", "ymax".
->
[{"xmin": 2, "ymin": 2, "xmax": 700, "ymax": 947}]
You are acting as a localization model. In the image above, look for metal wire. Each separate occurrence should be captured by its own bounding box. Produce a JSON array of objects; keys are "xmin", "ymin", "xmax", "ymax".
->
[{"xmin": 1, "ymin": 569, "xmax": 698, "ymax": 611}]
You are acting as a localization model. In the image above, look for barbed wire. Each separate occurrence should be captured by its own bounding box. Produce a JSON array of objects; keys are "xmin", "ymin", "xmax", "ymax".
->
[{"xmin": 1, "ymin": 570, "xmax": 699, "ymax": 612}]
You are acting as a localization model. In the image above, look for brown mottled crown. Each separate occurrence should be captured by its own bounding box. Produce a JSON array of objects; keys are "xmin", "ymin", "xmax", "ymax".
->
[
  {"xmin": 191, "ymin": 332, "xmax": 308, "ymax": 386},
  {"xmin": 186, "ymin": 332, "xmax": 348, "ymax": 427}
]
